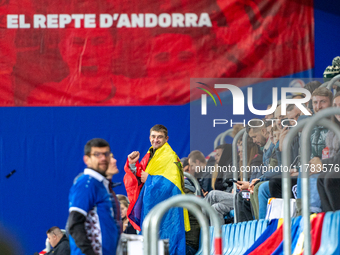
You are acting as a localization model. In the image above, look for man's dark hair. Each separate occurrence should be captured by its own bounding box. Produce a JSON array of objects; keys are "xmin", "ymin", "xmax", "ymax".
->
[
  {"xmin": 84, "ymin": 138, "xmax": 110, "ymax": 155},
  {"xmin": 46, "ymin": 226, "xmax": 62, "ymax": 235},
  {"xmin": 246, "ymin": 119, "xmax": 265, "ymax": 134},
  {"xmin": 150, "ymin": 124, "xmax": 168, "ymax": 137}
]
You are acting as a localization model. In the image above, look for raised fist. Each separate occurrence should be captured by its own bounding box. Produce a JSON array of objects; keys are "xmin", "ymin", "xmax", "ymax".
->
[{"xmin": 128, "ymin": 151, "xmax": 140, "ymax": 164}]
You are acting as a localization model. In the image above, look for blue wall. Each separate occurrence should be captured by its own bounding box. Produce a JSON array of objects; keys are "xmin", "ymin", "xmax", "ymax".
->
[
  {"xmin": 1, "ymin": 1, "xmax": 340, "ymax": 253},
  {"xmin": 0, "ymin": 106, "xmax": 190, "ymax": 253}
]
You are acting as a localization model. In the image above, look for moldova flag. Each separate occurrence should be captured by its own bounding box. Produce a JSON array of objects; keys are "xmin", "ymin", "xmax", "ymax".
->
[{"xmin": 124, "ymin": 142, "xmax": 190, "ymax": 255}]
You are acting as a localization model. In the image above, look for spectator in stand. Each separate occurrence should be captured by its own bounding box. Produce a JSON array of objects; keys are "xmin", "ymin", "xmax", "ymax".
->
[
  {"xmin": 255, "ymin": 125, "xmax": 282, "ymax": 219},
  {"xmin": 323, "ymin": 56, "xmax": 340, "ymax": 93},
  {"xmin": 46, "ymin": 226, "xmax": 70, "ymax": 255},
  {"xmin": 324, "ymin": 91, "xmax": 340, "ymax": 157},
  {"xmin": 124, "ymin": 124, "xmax": 189, "ymax": 255},
  {"xmin": 201, "ymin": 144, "xmax": 234, "ymax": 223},
  {"xmin": 234, "ymin": 137, "xmax": 263, "ymax": 222},
  {"xmin": 315, "ymin": 92, "xmax": 340, "ymax": 212},
  {"xmin": 117, "ymin": 195, "xmax": 137, "ymax": 234},
  {"xmin": 213, "ymin": 144, "xmax": 234, "ymax": 192},
  {"xmin": 211, "ymin": 144, "xmax": 229, "ymax": 190},
  {"xmin": 309, "ymin": 87, "xmax": 332, "ymax": 158},
  {"xmin": 247, "ymin": 119, "xmax": 273, "ymax": 219},
  {"xmin": 304, "ymin": 81, "xmax": 322, "ymax": 112},
  {"xmin": 296, "ymin": 87, "xmax": 333, "ymax": 213},
  {"xmin": 188, "ymin": 150, "xmax": 212, "ymax": 193},
  {"xmin": 181, "ymin": 157, "xmax": 200, "ymax": 195},
  {"xmin": 316, "ymin": 151, "xmax": 340, "ymax": 212},
  {"xmin": 181, "ymin": 157, "xmax": 190, "ymax": 173}
]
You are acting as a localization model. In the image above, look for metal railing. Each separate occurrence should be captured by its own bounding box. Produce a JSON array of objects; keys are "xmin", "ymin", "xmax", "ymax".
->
[
  {"xmin": 214, "ymin": 128, "xmax": 233, "ymax": 149},
  {"xmin": 183, "ymin": 171, "xmax": 202, "ymax": 196},
  {"xmin": 281, "ymin": 118, "xmax": 309, "ymax": 254},
  {"xmin": 300, "ymin": 108, "xmax": 340, "ymax": 255},
  {"xmin": 232, "ymin": 128, "xmax": 246, "ymax": 223},
  {"xmin": 326, "ymin": 74, "xmax": 340, "ymax": 90},
  {"xmin": 242, "ymin": 130, "xmax": 249, "ymax": 181},
  {"xmin": 282, "ymin": 107, "xmax": 340, "ymax": 255},
  {"xmin": 220, "ymin": 128, "xmax": 234, "ymax": 147},
  {"xmin": 143, "ymin": 195, "xmax": 222, "ymax": 255}
]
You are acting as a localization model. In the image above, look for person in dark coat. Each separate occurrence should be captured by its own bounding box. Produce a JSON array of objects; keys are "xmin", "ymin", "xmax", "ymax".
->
[{"xmin": 46, "ymin": 226, "xmax": 70, "ymax": 255}]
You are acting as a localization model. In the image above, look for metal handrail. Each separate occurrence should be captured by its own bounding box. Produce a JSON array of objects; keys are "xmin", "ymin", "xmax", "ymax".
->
[
  {"xmin": 282, "ymin": 108, "xmax": 340, "ymax": 255},
  {"xmin": 232, "ymin": 128, "xmax": 245, "ymax": 184},
  {"xmin": 183, "ymin": 172, "xmax": 202, "ymax": 196},
  {"xmin": 214, "ymin": 133, "xmax": 224, "ymax": 149},
  {"xmin": 242, "ymin": 130, "xmax": 248, "ymax": 181},
  {"xmin": 300, "ymin": 108, "xmax": 340, "ymax": 255},
  {"xmin": 219, "ymin": 128, "xmax": 234, "ymax": 146},
  {"xmin": 143, "ymin": 195, "xmax": 222, "ymax": 255},
  {"xmin": 326, "ymin": 74, "xmax": 340, "ymax": 90},
  {"xmin": 232, "ymin": 128, "xmax": 246, "ymax": 223},
  {"xmin": 214, "ymin": 128, "xmax": 234, "ymax": 149},
  {"xmin": 282, "ymin": 118, "xmax": 310, "ymax": 255}
]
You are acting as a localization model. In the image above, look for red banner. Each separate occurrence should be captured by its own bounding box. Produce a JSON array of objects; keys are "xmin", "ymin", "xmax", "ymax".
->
[{"xmin": 0, "ymin": 0, "xmax": 313, "ymax": 106}]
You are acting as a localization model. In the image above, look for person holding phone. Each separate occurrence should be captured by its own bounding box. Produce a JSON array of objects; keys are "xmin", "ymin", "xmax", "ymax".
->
[{"xmin": 234, "ymin": 137, "xmax": 263, "ymax": 222}]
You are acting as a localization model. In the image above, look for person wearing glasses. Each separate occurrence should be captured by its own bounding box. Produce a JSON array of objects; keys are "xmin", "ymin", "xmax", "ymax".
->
[
  {"xmin": 45, "ymin": 226, "xmax": 70, "ymax": 255},
  {"xmin": 67, "ymin": 138, "xmax": 120, "ymax": 255}
]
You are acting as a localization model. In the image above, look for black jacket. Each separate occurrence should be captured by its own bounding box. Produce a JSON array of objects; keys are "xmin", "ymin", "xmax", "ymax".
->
[{"xmin": 46, "ymin": 234, "xmax": 70, "ymax": 255}]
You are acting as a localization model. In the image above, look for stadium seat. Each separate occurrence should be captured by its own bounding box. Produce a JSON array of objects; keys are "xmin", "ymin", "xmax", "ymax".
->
[
  {"xmin": 222, "ymin": 224, "xmax": 231, "ymax": 255},
  {"xmin": 224, "ymin": 224, "xmax": 236, "ymax": 255},
  {"xmin": 248, "ymin": 220, "xmax": 258, "ymax": 247},
  {"xmin": 228, "ymin": 222, "xmax": 243, "ymax": 255},
  {"xmin": 255, "ymin": 219, "xmax": 268, "ymax": 240},
  {"xmin": 234, "ymin": 222, "xmax": 247, "ymax": 255},
  {"xmin": 239, "ymin": 221, "xmax": 253, "ymax": 254}
]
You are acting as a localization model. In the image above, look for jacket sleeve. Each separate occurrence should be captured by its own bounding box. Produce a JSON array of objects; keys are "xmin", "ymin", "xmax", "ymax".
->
[{"xmin": 68, "ymin": 211, "xmax": 96, "ymax": 255}]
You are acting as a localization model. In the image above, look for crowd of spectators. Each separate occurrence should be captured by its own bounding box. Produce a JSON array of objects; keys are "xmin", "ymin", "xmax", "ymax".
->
[{"xmin": 37, "ymin": 57, "xmax": 340, "ymax": 255}]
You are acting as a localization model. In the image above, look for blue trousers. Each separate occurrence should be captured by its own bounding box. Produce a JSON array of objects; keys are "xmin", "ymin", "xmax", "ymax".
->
[
  {"xmin": 296, "ymin": 172, "xmax": 322, "ymax": 213},
  {"xmin": 258, "ymin": 181, "xmax": 271, "ymax": 219}
]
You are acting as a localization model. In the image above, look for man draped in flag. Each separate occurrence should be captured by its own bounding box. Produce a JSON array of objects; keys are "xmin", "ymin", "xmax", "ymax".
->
[{"xmin": 124, "ymin": 124, "xmax": 190, "ymax": 255}]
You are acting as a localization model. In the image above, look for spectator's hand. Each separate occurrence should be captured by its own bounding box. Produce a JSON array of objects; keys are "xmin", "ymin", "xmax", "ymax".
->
[
  {"xmin": 290, "ymin": 168, "xmax": 299, "ymax": 177},
  {"xmin": 249, "ymin": 178, "xmax": 259, "ymax": 187},
  {"xmin": 128, "ymin": 151, "xmax": 140, "ymax": 164},
  {"xmin": 202, "ymin": 189, "xmax": 208, "ymax": 197},
  {"xmin": 309, "ymin": 157, "xmax": 322, "ymax": 175},
  {"xmin": 279, "ymin": 127, "xmax": 289, "ymax": 151},
  {"xmin": 249, "ymin": 178, "xmax": 260, "ymax": 193},
  {"xmin": 141, "ymin": 171, "xmax": 149, "ymax": 183},
  {"xmin": 236, "ymin": 181, "xmax": 249, "ymax": 190}
]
